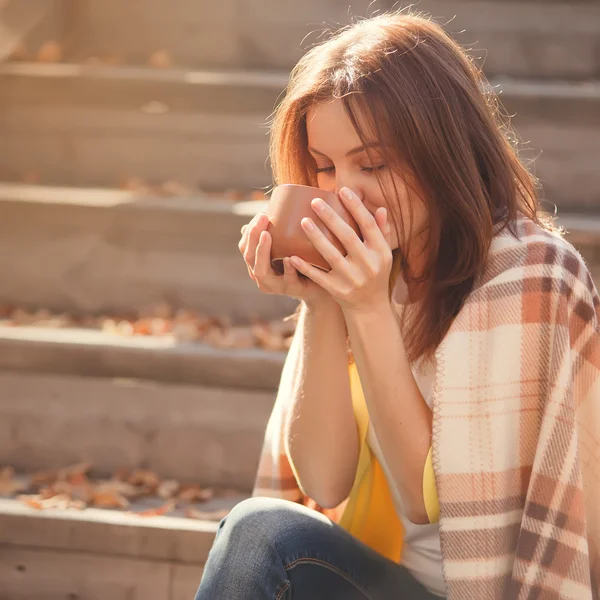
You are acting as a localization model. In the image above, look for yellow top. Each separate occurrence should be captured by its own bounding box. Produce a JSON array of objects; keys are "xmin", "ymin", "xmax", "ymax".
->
[{"xmin": 338, "ymin": 361, "xmax": 440, "ymax": 562}]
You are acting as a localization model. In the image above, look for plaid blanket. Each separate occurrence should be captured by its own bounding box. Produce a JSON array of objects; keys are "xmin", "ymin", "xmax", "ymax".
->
[{"xmin": 252, "ymin": 214, "xmax": 600, "ymax": 599}]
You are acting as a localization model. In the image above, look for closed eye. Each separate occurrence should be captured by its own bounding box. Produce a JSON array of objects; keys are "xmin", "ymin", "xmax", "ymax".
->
[{"xmin": 315, "ymin": 165, "xmax": 386, "ymax": 174}]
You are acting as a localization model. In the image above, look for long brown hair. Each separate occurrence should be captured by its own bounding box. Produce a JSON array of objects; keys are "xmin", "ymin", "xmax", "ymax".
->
[{"xmin": 269, "ymin": 10, "xmax": 560, "ymax": 363}]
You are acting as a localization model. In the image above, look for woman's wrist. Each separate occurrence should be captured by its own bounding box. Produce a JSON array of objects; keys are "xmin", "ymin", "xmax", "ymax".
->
[{"xmin": 302, "ymin": 293, "xmax": 341, "ymax": 315}]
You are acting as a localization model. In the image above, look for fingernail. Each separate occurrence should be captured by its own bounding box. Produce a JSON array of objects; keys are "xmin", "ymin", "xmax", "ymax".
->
[
  {"xmin": 312, "ymin": 198, "xmax": 326, "ymax": 212},
  {"xmin": 302, "ymin": 218, "xmax": 315, "ymax": 231},
  {"xmin": 340, "ymin": 188, "xmax": 353, "ymax": 200}
]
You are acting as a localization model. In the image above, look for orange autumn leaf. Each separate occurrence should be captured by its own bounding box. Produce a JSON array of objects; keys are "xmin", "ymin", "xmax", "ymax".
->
[
  {"xmin": 178, "ymin": 486, "xmax": 214, "ymax": 503},
  {"xmin": 92, "ymin": 490, "xmax": 130, "ymax": 509},
  {"xmin": 18, "ymin": 495, "xmax": 44, "ymax": 510},
  {"xmin": 157, "ymin": 480, "xmax": 180, "ymax": 499},
  {"xmin": 148, "ymin": 49, "xmax": 173, "ymax": 69},
  {"xmin": 128, "ymin": 469, "xmax": 160, "ymax": 490},
  {"xmin": 94, "ymin": 480, "xmax": 141, "ymax": 499},
  {"xmin": 37, "ymin": 41, "xmax": 63, "ymax": 63},
  {"xmin": 134, "ymin": 501, "xmax": 175, "ymax": 517},
  {"xmin": 185, "ymin": 507, "xmax": 230, "ymax": 521}
]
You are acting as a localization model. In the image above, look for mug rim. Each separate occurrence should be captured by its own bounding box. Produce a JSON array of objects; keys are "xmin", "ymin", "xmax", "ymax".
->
[{"xmin": 275, "ymin": 183, "xmax": 337, "ymax": 194}]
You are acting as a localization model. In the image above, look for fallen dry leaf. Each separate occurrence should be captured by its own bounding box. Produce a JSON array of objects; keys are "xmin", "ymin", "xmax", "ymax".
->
[
  {"xmin": 157, "ymin": 480, "xmax": 180, "ymax": 500},
  {"xmin": 178, "ymin": 486, "xmax": 214, "ymax": 503},
  {"xmin": 134, "ymin": 501, "xmax": 175, "ymax": 517},
  {"xmin": 3, "ymin": 302, "xmax": 298, "ymax": 352},
  {"xmin": 94, "ymin": 480, "xmax": 141, "ymax": 499},
  {"xmin": 250, "ymin": 190, "xmax": 269, "ymax": 201},
  {"xmin": 185, "ymin": 507, "xmax": 230, "ymax": 521},
  {"xmin": 224, "ymin": 189, "xmax": 246, "ymax": 202},
  {"xmin": 21, "ymin": 171, "xmax": 41, "ymax": 184},
  {"xmin": 18, "ymin": 494, "xmax": 44, "ymax": 510},
  {"xmin": 92, "ymin": 490, "xmax": 130, "ymax": 509},
  {"xmin": 120, "ymin": 177, "xmax": 152, "ymax": 195},
  {"xmin": 160, "ymin": 180, "xmax": 195, "ymax": 198},
  {"xmin": 171, "ymin": 321, "xmax": 201, "ymax": 341},
  {"xmin": 36, "ymin": 41, "xmax": 63, "ymax": 63},
  {"xmin": 128, "ymin": 469, "xmax": 160, "ymax": 490},
  {"xmin": 148, "ymin": 49, "xmax": 172, "ymax": 69}
]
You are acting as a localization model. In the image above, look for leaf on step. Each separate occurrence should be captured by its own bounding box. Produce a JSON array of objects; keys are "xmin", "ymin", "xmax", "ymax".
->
[
  {"xmin": 178, "ymin": 486, "xmax": 214, "ymax": 503},
  {"xmin": 251, "ymin": 323, "xmax": 286, "ymax": 351},
  {"xmin": 21, "ymin": 171, "xmax": 41, "ymax": 184},
  {"xmin": 94, "ymin": 480, "xmax": 141, "ymax": 499},
  {"xmin": 36, "ymin": 41, "xmax": 63, "ymax": 63},
  {"xmin": 185, "ymin": 507, "xmax": 230, "ymax": 521},
  {"xmin": 134, "ymin": 501, "xmax": 175, "ymax": 517},
  {"xmin": 160, "ymin": 180, "xmax": 195, "ymax": 198},
  {"xmin": 60, "ymin": 463, "xmax": 92, "ymax": 482},
  {"xmin": 116, "ymin": 320, "xmax": 135, "ymax": 336},
  {"xmin": 18, "ymin": 494, "xmax": 44, "ymax": 510},
  {"xmin": 120, "ymin": 177, "xmax": 152, "ymax": 195},
  {"xmin": 250, "ymin": 190, "xmax": 269, "ymax": 201},
  {"xmin": 172, "ymin": 321, "xmax": 201, "ymax": 341},
  {"xmin": 128, "ymin": 469, "xmax": 160, "ymax": 490},
  {"xmin": 224, "ymin": 189, "xmax": 246, "ymax": 201},
  {"xmin": 91, "ymin": 490, "xmax": 130, "ymax": 509},
  {"xmin": 148, "ymin": 50, "xmax": 173, "ymax": 69},
  {"xmin": 40, "ymin": 493, "xmax": 72, "ymax": 510},
  {"xmin": 132, "ymin": 318, "xmax": 153, "ymax": 336},
  {"xmin": 157, "ymin": 480, "xmax": 180, "ymax": 500}
]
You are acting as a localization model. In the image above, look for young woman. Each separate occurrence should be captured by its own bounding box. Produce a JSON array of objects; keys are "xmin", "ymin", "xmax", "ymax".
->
[{"xmin": 194, "ymin": 10, "xmax": 600, "ymax": 600}]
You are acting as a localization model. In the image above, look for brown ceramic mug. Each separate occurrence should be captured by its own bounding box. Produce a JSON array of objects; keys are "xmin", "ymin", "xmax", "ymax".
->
[{"xmin": 266, "ymin": 184, "xmax": 362, "ymax": 274}]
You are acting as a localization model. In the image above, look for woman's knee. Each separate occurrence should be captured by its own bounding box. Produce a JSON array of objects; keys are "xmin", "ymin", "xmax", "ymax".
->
[{"xmin": 220, "ymin": 497, "xmax": 326, "ymax": 549}]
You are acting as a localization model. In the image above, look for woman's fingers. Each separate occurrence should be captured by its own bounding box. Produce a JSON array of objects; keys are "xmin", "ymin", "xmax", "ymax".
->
[
  {"xmin": 282, "ymin": 256, "xmax": 301, "ymax": 286},
  {"xmin": 241, "ymin": 213, "xmax": 269, "ymax": 269},
  {"xmin": 253, "ymin": 230, "xmax": 273, "ymax": 279}
]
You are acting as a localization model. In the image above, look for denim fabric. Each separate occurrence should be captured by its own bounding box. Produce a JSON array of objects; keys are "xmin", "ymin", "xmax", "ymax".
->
[{"xmin": 194, "ymin": 497, "xmax": 444, "ymax": 600}]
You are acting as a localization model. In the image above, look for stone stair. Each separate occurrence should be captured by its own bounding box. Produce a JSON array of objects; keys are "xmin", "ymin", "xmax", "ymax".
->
[
  {"xmin": 0, "ymin": 496, "xmax": 241, "ymax": 599},
  {"xmin": 0, "ymin": 182, "xmax": 294, "ymax": 320},
  {"xmin": 0, "ymin": 0, "xmax": 599, "ymax": 597},
  {"xmin": 13, "ymin": 0, "xmax": 600, "ymax": 78}
]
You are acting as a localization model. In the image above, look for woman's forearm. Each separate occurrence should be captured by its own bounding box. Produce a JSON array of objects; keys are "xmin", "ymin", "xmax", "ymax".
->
[
  {"xmin": 282, "ymin": 300, "xmax": 359, "ymax": 509},
  {"xmin": 344, "ymin": 302, "xmax": 433, "ymax": 523}
]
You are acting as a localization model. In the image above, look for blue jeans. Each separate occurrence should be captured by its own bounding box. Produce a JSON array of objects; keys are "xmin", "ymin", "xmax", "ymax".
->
[{"xmin": 194, "ymin": 497, "xmax": 443, "ymax": 600}]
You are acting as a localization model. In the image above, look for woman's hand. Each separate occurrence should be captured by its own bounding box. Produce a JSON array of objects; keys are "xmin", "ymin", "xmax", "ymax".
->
[
  {"xmin": 238, "ymin": 211, "xmax": 333, "ymax": 307},
  {"xmin": 288, "ymin": 187, "xmax": 393, "ymax": 316}
]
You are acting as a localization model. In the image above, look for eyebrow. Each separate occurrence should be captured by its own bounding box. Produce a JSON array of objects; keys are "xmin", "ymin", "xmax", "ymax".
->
[{"xmin": 308, "ymin": 143, "xmax": 382, "ymax": 158}]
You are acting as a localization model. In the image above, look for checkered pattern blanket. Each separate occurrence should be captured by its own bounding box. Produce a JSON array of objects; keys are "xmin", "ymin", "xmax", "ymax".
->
[{"xmin": 253, "ymin": 214, "xmax": 600, "ymax": 599}]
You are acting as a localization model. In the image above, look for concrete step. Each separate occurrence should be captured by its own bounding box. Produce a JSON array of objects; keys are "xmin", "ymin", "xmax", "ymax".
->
[
  {"xmin": 0, "ymin": 364, "xmax": 276, "ymax": 488},
  {"xmin": 0, "ymin": 322, "xmax": 284, "ymax": 486},
  {"xmin": 0, "ymin": 325, "xmax": 285, "ymax": 391},
  {"xmin": 0, "ymin": 183, "xmax": 295, "ymax": 320},
  {"xmin": 0, "ymin": 65, "xmax": 598, "ymax": 209},
  {"xmin": 0, "ymin": 495, "xmax": 244, "ymax": 599},
  {"xmin": 29, "ymin": 0, "xmax": 600, "ymax": 79},
  {"xmin": 0, "ymin": 63, "xmax": 287, "ymax": 190}
]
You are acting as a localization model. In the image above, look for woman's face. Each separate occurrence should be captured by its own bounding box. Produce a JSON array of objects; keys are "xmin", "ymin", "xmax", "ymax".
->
[{"xmin": 306, "ymin": 98, "xmax": 429, "ymax": 254}]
